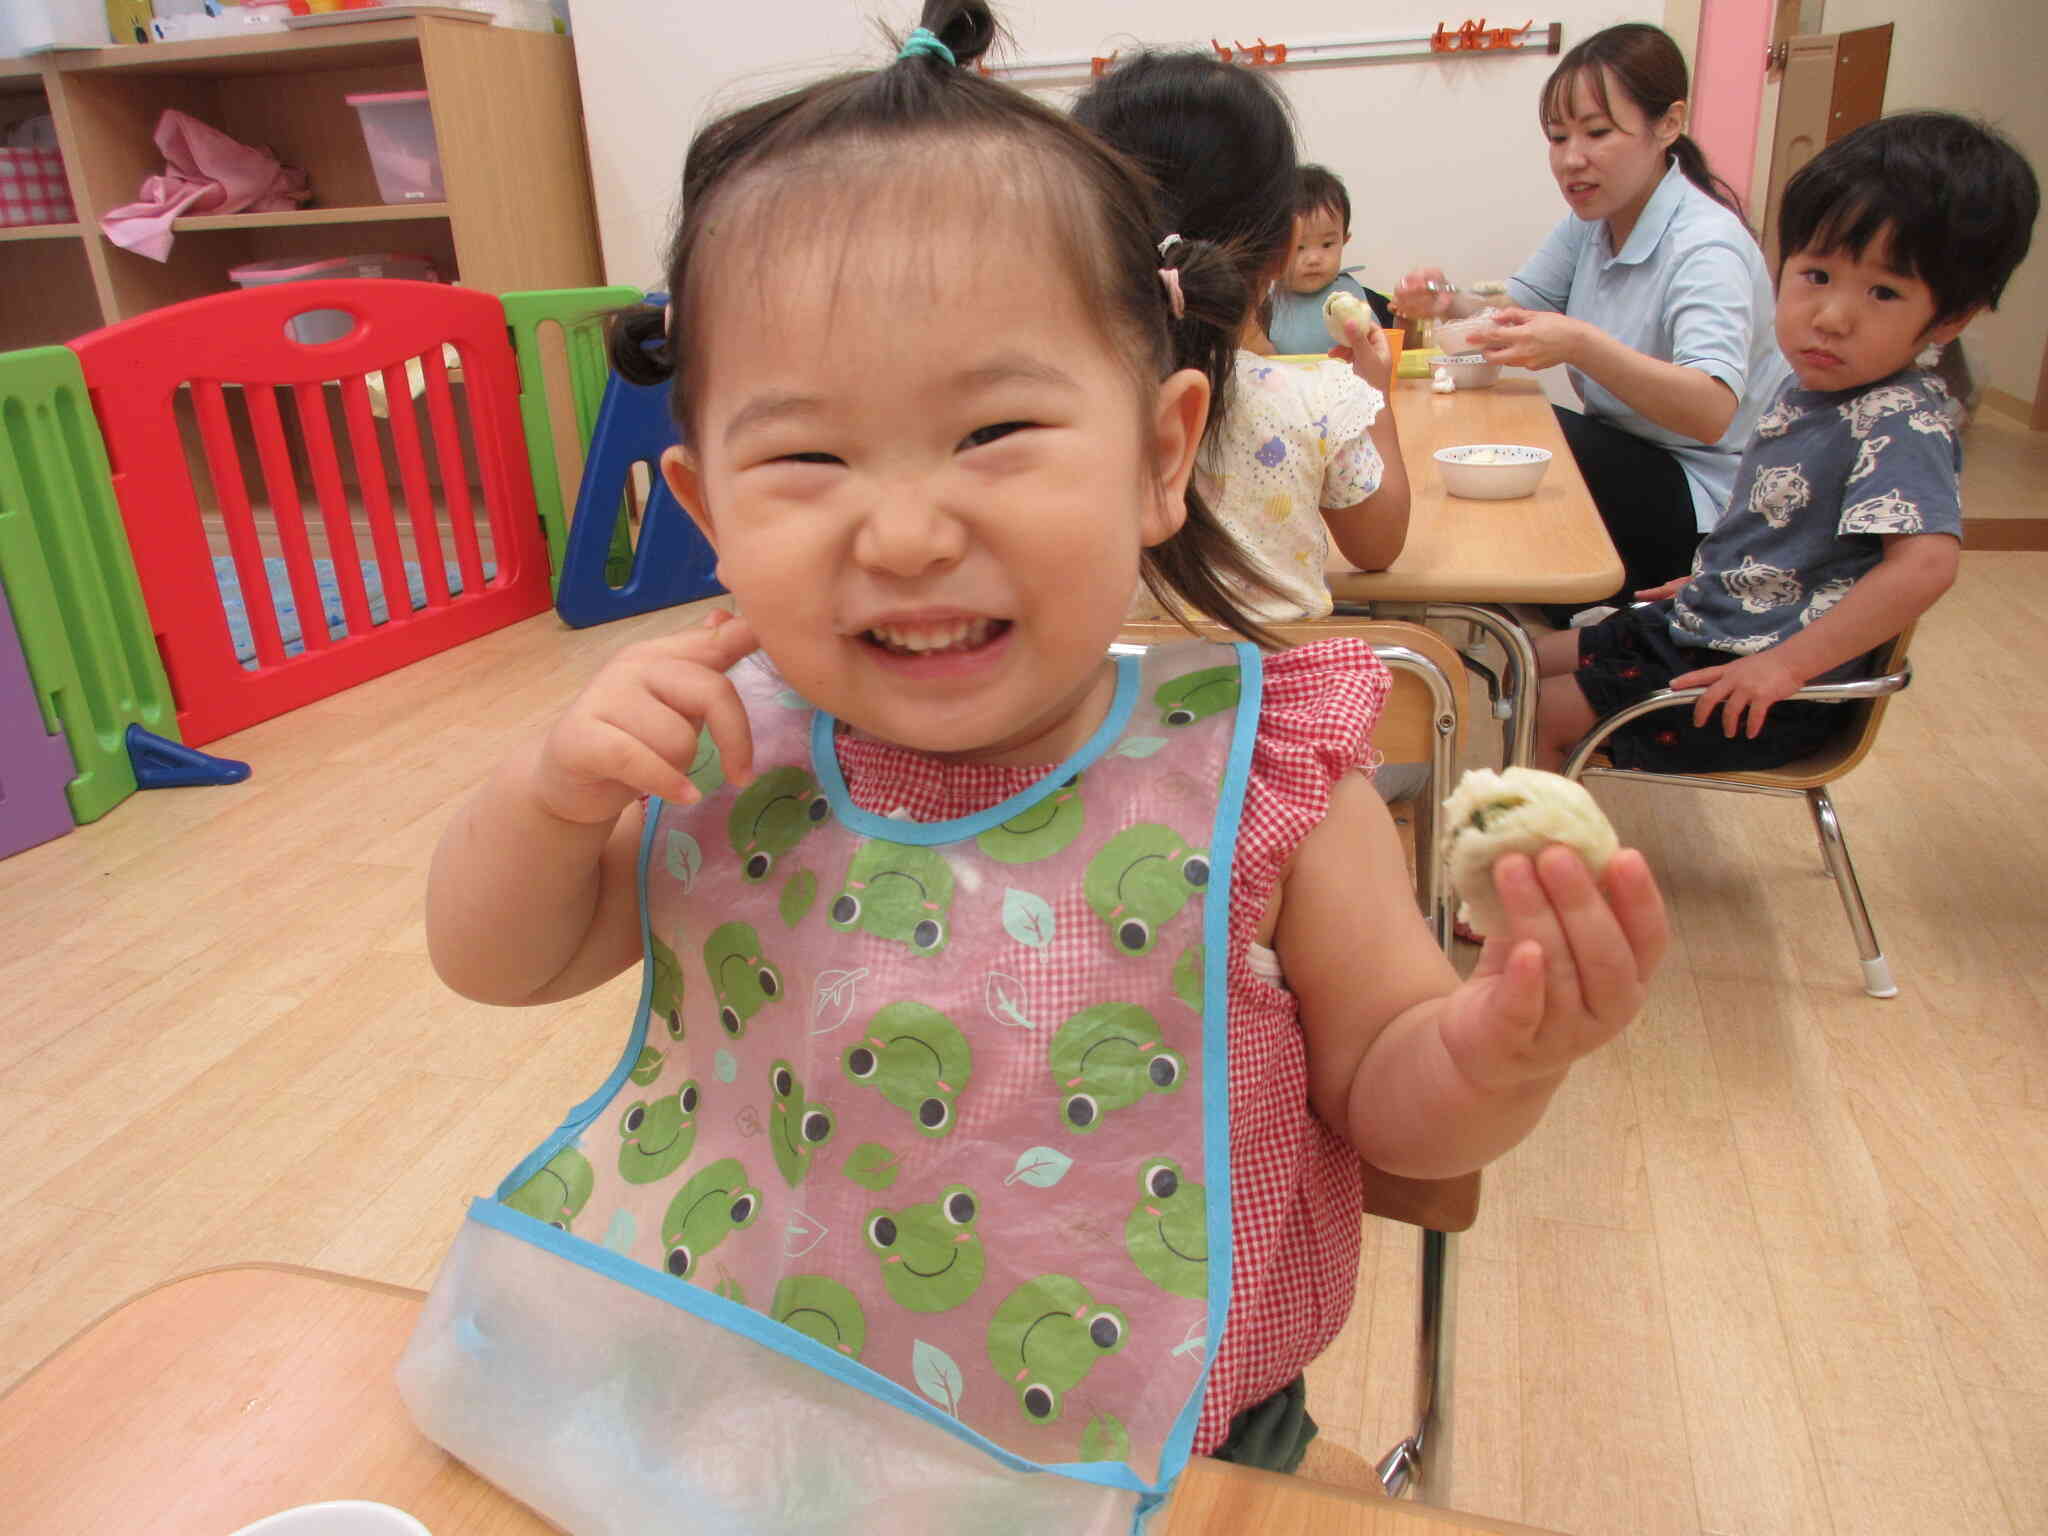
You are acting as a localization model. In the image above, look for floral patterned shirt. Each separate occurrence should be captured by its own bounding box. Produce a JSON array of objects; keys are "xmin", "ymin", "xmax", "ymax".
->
[
  {"xmin": 1134, "ymin": 352, "xmax": 1384, "ymax": 623},
  {"xmin": 1668, "ymin": 366, "xmax": 1962, "ymax": 680}
]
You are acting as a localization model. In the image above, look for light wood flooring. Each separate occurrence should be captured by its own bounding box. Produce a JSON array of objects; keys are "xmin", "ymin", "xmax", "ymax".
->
[{"xmin": 4, "ymin": 448, "xmax": 2047, "ymax": 1532}]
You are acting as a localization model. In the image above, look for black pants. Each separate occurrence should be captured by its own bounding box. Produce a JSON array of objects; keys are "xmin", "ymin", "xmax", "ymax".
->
[
  {"xmin": 1544, "ymin": 406, "xmax": 1706, "ymax": 627},
  {"xmin": 1209, "ymin": 1375, "xmax": 1318, "ymax": 1473}
]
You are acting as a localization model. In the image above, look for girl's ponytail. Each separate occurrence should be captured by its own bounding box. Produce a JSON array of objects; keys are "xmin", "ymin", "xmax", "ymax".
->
[{"xmin": 607, "ymin": 303, "xmax": 672, "ymax": 388}]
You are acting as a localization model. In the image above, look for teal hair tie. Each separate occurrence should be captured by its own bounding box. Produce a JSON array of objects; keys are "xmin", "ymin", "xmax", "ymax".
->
[{"xmin": 897, "ymin": 26, "xmax": 956, "ymax": 65}]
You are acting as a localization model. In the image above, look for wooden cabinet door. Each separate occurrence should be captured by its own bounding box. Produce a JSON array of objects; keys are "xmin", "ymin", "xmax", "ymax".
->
[{"xmin": 1758, "ymin": 23, "xmax": 1893, "ymax": 268}]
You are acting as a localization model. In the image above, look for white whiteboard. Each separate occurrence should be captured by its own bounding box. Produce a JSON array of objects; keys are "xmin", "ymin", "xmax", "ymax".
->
[{"xmin": 571, "ymin": 0, "xmax": 1648, "ymax": 298}]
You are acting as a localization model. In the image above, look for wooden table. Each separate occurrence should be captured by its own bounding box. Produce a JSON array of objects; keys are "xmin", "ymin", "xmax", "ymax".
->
[
  {"xmin": 0, "ymin": 1265, "xmax": 1558, "ymax": 1536},
  {"xmin": 1326, "ymin": 377, "xmax": 1622, "ymax": 762}
]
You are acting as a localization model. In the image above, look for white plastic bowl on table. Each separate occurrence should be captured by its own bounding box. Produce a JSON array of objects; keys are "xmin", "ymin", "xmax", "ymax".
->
[
  {"xmin": 1434, "ymin": 352, "xmax": 1501, "ymax": 389},
  {"xmin": 1434, "ymin": 443, "xmax": 1552, "ymax": 499}
]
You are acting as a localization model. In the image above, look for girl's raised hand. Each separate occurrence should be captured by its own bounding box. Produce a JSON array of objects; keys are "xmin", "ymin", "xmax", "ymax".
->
[
  {"xmin": 532, "ymin": 608, "xmax": 761, "ymax": 827},
  {"xmin": 1436, "ymin": 845, "xmax": 1667, "ymax": 1093},
  {"xmin": 1327, "ymin": 311, "xmax": 1393, "ymax": 391}
]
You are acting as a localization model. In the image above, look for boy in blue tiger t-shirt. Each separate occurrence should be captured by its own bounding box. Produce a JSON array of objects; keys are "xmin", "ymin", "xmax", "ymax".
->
[{"xmin": 1534, "ymin": 112, "xmax": 2038, "ymax": 772}]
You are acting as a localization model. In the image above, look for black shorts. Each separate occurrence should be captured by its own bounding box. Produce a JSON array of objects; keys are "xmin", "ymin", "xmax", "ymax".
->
[{"xmin": 1571, "ymin": 604, "xmax": 1850, "ymax": 773}]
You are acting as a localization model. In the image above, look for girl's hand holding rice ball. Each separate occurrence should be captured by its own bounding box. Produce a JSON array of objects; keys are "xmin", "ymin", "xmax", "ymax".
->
[{"xmin": 1434, "ymin": 768, "xmax": 1666, "ymax": 1092}]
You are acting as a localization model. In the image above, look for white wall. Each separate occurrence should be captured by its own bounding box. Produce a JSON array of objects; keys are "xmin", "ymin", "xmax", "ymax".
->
[
  {"xmin": 570, "ymin": 0, "xmax": 1644, "ymax": 299},
  {"xmin": 1790, "ymin": 0, "xmax": 2048, "ymax": 405}
]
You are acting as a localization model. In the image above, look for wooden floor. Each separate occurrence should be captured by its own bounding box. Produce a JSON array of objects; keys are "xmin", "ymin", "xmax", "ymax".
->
[{"xmin": 4, "ymin": 436, "xmax": 2046, "ymax": 1532}]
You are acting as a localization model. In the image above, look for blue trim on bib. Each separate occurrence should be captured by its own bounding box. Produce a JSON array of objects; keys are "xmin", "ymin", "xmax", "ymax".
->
[
  {"xmin": 809, "ymin": 654, "xmax": 1140, "ymax": 844},
  {"xmin": 469, "ymin": 1197, "xmax": 1164, "ymax": 1497},
  {"xmin": 1154, "ymin": 641, "xmax": 1258, "ymax": 1477},
  {"xmin": 491, "ymin": 805, "xmax": 665, "ymax": 1204}
]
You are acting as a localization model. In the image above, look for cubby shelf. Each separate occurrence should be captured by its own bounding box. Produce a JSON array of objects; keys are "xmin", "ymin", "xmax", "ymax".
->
[{"xmin": 0, "ymin": 17, "xmax": 600, "ymax": 352}]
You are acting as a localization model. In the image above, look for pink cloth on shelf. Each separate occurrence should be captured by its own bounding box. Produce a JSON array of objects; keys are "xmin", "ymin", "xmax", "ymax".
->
[{"xmin": 99, "ymin": 109, "xmax": 311, "ymax": 262}]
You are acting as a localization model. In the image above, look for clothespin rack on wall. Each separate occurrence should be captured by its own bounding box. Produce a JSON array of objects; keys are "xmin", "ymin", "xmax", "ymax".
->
[{"xmin": 980, "ymin": 20, "xmax": 1561, "ymax": 85}]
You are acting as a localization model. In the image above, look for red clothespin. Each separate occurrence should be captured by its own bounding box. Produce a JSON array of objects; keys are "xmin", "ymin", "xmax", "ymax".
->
[
  {"xmin": 1211, "ymin": 38, "xmax": 1233, "ymax": 62},
  {"xmin": 1090, "ymin": 52, "xmax": 1117, "ymax": 77},
  {"xmin": 1490, "ymin": 19, "xmax": 1533, "ymax": 49},
  {"xmin": 1264, "ymin": 40, "xmax": 1287, "ymax": 65},
  {"xmin": 1430, "ymin": 22, "xmax": 1455, "ymax": 51},
  {"xmin": 1456, "ymin": 18, "xmax": 1488, "ymax": 51}
]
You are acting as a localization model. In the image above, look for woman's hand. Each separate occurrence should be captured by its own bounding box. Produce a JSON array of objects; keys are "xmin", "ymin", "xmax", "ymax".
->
[
  {"xmin": 1435, "ymin": 846, "xmax": 1667, "ymax": 1094},
  {"xmin": 1471, "ymin": 306, "xmax": 1589, "ymax": 371},
  {"xmin": 532, "ymin": 608, "xmax": 762, "ymax": 826},
  {"xmin": 1393, "ymin": 266, "xmax": 1457, "ymax": 319}
]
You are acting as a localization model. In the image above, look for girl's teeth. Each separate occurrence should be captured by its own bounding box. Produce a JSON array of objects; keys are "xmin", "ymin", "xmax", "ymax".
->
[{"xmin": 868, "ymin": 618, "xmax": 993, "ymax": 653}]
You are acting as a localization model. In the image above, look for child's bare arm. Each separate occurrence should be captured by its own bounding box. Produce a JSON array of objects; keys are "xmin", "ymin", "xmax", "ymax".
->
[
  {"xmin": 1322, "ymin": 315, "xmax": 1411, "ymax": 571},
  {"xmin": 1279, "ymin": 774, "xmax": 1666, "ymax": 1178},
  {"xmin": 426, "ymin": 613, "xmax": 760, "ymax": 1005},
  {"xmin": 1670, "ymin": 532, "xmax": 1957, "ymax": 737}
]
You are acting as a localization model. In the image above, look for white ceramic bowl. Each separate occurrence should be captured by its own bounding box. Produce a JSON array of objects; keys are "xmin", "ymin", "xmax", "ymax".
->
[
  {"xmin": 228, "ymin": 1503, "xmax": 431, "ymax": 1536},
  {"xmin": 1434, "ymin": 443, "xmax": 1552, "ymax": 499},
  {"xmin": 1434, "ymin": 352, "xmax": 1501, "ymax": 389}
]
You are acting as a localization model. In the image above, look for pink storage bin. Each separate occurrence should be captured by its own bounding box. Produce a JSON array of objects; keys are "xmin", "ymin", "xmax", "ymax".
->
[
  {"xmin": 228, "ymin": 253, "xmax": 440, "ymax": 344},
  {"xmin": 345, "ymin": 90, "xmax": 444, "ymax": 204}
]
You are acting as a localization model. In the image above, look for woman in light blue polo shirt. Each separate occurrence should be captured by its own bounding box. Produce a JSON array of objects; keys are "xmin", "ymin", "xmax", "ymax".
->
[{"xmin": 1398, "ymin": 23, "xmax": 1786, "ymax": 613}]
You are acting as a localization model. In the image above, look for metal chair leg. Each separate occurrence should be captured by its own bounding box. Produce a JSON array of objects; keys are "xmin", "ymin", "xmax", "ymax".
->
[
  {"xmin": 1806, "ymin": 785, "xmax": 1897, "ymax": 998},
  {"xmin": 1374, "ymin": 1227, "xmax": 1451, "ymax": 1497}
]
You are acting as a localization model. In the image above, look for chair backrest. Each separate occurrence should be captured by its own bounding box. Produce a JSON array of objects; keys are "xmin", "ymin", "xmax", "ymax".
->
[
  {"xmin": 1735, "ymin": 622, "xmax": 1915, "ymax": 791},
  {"xmin": 71, "ymin": 279, "xmax": 553, "ymax": 748}
]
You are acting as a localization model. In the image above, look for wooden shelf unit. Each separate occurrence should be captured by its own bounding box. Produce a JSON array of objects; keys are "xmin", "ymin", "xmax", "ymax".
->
[{"xmin": 0, "ymin": 17, "xmax": 601, "ymax": 352}]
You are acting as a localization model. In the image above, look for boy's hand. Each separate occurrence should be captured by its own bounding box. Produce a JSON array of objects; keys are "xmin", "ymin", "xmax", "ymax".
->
[
  {"xmin": 1438, "ymin": 846, "xmax": 1666, "ymax": 1093},
  {"xmin": 1669, "ymin": 651, "xmax": 1808, "ymax": 737},
  {"xmin": 1633, "ymin": 576, "xmax": 1689, "ymax": 602},
  {"xmin": 1470, "ymin": 307, "xmax": 1586, "ymax": 371},
  {"xmin": 1328, "ymin": 312, "xmax": 1393, "ymax": 391},
  {"xmin": 531, "ymin": 609, "xmax": 761, "ymax": 826}
]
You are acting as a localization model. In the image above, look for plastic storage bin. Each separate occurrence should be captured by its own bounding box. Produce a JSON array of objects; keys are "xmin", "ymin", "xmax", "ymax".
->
[
  {"xmin": 227, "ymin": 254, "xmax": 440, "ymax": 344},
  {"xmin": 0, "ymin": 0, "xmax": 107, "ymax": 55},
  {"xmin": 345, "ymin": 91, "xmax": 444, "ymax": 204}
]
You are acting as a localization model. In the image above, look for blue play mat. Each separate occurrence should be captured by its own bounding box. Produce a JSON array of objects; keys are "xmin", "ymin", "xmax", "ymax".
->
[{"xmin": 215, "ymin": 555, "xmax": 493, "ymax": 669}]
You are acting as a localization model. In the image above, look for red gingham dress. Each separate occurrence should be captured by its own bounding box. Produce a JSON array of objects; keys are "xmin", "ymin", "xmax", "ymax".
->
[{"xmin": 834, "ymin": 637, "xmax": 1390, "ymax": 1455}]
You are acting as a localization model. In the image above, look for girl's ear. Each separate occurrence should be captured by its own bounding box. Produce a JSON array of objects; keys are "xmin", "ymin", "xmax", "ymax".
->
[
  {"xmin": 1145, "ymin": 367, "xmax": 1210, "ymax": 547},
  {"xmin": 662, "ymin": 445, "xmax": 717, "ymax": 550}
]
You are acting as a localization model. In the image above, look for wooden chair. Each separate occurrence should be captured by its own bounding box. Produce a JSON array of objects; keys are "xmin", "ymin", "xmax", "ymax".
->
[
  {"xmin": 1562, "ymin": 625, "xmax": 1915, "ymax": 998},
  {"xmin": 1115, "ymin": 617, "xmax": 1478, "ymax": 1497}
]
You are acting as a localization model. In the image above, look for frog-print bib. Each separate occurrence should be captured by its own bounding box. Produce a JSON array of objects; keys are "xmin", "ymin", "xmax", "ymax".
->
[{"xmin": 400, "ymin": 640, "xmax": 1260, "ymax": 1536}]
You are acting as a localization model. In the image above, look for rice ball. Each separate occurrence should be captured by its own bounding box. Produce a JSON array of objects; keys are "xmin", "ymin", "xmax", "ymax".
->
[
  {"xmin": 1323, "ymin": 290, "xmax": 1377, "ymax": 347},
  {"xmin": 1442, "ymin": 767, "xmax": 1619, "ymax": 936}
]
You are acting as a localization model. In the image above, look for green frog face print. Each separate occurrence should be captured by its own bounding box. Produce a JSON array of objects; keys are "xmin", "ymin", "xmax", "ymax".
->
[
  {"xmin": 502, "ymin": 1145, "xmax": 595, "ymax": 1231},
  {"xmin": 768, "ymin": 1059, "xmax": 835, "ymax": 1187},
  {"xmin": 651, "ymin": 935, "xmax": 685, "ymax": 1042},
  {"xmin": 728, "ymin": 766, "xmax": 830, "ymax": 882},
  {"xmin": 660, "ymin": 1157, "xmax": 761, "ymax": 1281},
  {"xmin": 986, "ymin": 1274, "xmax": 1128, "ymax": 1423},
  {"xmin": 1124, "ymin": 1157, "xmax": 1207, "ymax": 1298},
  {"xmin": 841, "ymin": 1001, "xmax": 972, "ymax": 1137},
  {"xmin": 771, "ymin": 1274, "xmax": 867, "ymax": 1360},
  {"xmin": 1083, "ymin": 825, "xmax": 1210, "ymax": 957},
  {"xmin": 1153, "ymin": 665, "xmax": 1240, "ymax": 727},
  {"xmin": 828, "ymin": 840, "xmax": 953, "ymax": 955},
  {"xmin": 703, "ymin": 921, "xmax": 784, "ymax": 1038},
  {"xmin": 1049, "ymin": 1002, "xmax": 1186, "ymax": 1133},
  {"xmin": 973, "ymin": 773, "xmax": 1085, "ymax": 865},
  {"xmin": 864, "ymin": 1184, "xmax": 985, "ymax": 1313},
  {"xmin": 618, "ymin": 1080, "xmax": 701, "ymax": 1184}
]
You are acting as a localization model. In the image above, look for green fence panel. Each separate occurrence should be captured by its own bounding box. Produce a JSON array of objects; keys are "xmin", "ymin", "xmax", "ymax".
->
[
  {"xmin": 0, "ymin": 345, "xmax": 177, "ymax": 823},
  {"xmin": 501, "ymin": 286, "xmax": 646, "ymax": 592}
]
